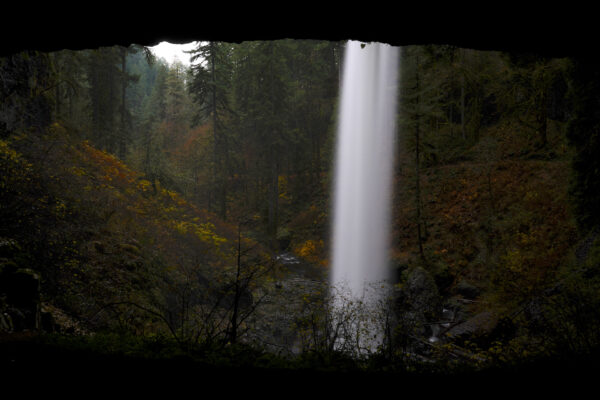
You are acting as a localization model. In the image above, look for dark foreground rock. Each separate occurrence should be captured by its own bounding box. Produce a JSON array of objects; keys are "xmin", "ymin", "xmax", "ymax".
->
[{"xmin": 0, "ymin": 264, "xmax": 41, "ymax": 332}]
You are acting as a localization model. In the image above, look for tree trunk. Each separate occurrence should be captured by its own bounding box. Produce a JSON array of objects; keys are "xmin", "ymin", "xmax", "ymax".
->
[
  {"xmin": 229, "ymin": 223, "xmax": 242, "ymax": 344},
  {"xmin": 460, "ymin": 49, "xmax": 466, "ymax": 141},
  {"xmin": 119, "ymin": 48, "xmax": 127, "ymax": 159},
  {"xmin": 209, "ymin": 42, "xmax": 228, "ymax": 219},
  {"xmin": 415, "ymin": 54, "xmax": 426, "ymax": 264},
  {"xmin": 210, "ymin": 42, "xmax": 217, "ymax": 216},
  {"xmin": 449, "ymin": 50, "xmax": 454, "ymax": 135},
  {"xmin": 537, "ymin": 88, "xmax": 548, "ymax": 148},
  {"xmin": 68, "ymin": 85, "xmax": 73, "ymax": 119},
  {"xmin": 268, "ymin": 148, "xmax": 279, "ymax": 248},
  {"xmin": 267, "ymin": 43, "xmax": 279, "ymax": 249},
  {"xmin": 55, "ymin": 79, "xmax": 61, "ymax": 119}
]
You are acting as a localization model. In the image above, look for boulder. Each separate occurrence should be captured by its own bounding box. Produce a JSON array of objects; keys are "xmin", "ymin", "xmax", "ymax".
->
[
  {"xmin": 0, "ymin": 237, "xmax": 20, "ymax": 258},
  {"xmin": 276, "ymin": 228, "xmax": 292, "ymax": 251},
  {"xmin": 7, "ymin": 307, "xmax": 26, "ymax": 331},
  {"xmin": 445, "ymin": 311, "xmax": 499, "ymax": 343},
  {"xmin": 119, "ymin": 243, "xmax": 141, "ymax": 256},
  {"xmin": 394, "ymin": 266, "xmax": 442, "ymax": 338},
  {"xmin": 0, "ymin": 310, "xmax": 13, "ymax": 332},
  {"xmin": 396, "ymin": 266, "xmax": 442, "ymax": 316},
  {"xmin": 454, "ymin": 279, "xmax": 481, "ymax": 299},
  {"xmin": 92, "ymin": 241, "xmax": 106, "ymax": 254},
  {"xmin": 575, "ymin": 226, "xmax": 600, "ymax": 266},
  {"xmin": 41, "ymin": 310, "xmax": 56, "ymax": 333}
]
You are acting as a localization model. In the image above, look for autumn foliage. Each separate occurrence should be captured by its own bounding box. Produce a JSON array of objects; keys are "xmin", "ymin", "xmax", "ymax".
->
[{"xmin": 1, "ymin": 122, "xmax": 272, "ymax": 342}]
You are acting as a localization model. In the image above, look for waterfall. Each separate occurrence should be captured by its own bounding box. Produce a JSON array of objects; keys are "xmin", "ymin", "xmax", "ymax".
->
[{"xmin": 330, "ymin": 41, "xmax": 399, "ymax": 352}]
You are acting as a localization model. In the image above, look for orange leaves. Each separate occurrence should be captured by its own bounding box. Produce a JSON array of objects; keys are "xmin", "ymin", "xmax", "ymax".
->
[
  {"xmin": 41, "ymin": 135, "xmax": 250, "ymax": 290},
  {"xmin": 80, "ymin": 141, "xmax": 138, "ymax": 186},
  {"xmin": 294, "ymin": 239, "xmax": 326, "ymax": 266},
  {"xmin": 181, "ymin": 124, "xmax": 211, "ymax": 153},
  {"xmin": 392, "ymin": 153, "xmax": 576, "ymax": 302}
]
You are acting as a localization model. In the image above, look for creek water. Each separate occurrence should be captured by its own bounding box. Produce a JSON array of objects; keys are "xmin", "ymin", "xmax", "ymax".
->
[{"xmin": 428, "ymin": 308, "xmax": 456, "ymax": 343}]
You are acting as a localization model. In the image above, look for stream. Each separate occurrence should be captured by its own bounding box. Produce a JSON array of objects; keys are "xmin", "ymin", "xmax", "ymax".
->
[
  {"xmin": 428, "ymin": 307, "xmax": 456, "ymax": 343},
  {"xmin": 244, "ymin": 251, "xmax": 327, "ymax": 355},
  {"xmin": 252, "ymin": 252, "xmax": 461, "ymax": 357}
]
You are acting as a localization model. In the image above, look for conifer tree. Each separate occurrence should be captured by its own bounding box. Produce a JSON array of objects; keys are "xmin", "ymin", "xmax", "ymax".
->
[{"xmin": 188, "ymin": 41, "xmax": 233, "ymax": 219}]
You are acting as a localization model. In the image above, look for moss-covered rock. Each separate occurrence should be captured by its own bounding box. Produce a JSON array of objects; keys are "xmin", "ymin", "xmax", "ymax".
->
[
  {"xmin": 394, "ymin": 266, "xmax": 442, "ymax": 336},
  {"xmin": 119, "ymin": 243, "xmax": 141, "ymax": 256},
  {"xmin": 445, "ymin": 311, "xmax": 499, "ymax": 345},
  {"xmin": 455, "ymin": 279, "xmax": 481, "ymax": 300}
]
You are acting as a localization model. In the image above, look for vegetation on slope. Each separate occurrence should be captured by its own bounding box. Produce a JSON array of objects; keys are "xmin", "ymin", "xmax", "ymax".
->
[
  {"xmin": 3, "ymin": 42, "xmax": 600, "ymax": 375},
  {"xmin": 1, "ymin": 121, "xmax": 276, "ymax": 347}
]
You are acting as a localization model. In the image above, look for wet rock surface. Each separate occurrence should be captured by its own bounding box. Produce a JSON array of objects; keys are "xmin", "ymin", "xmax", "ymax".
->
[
  {"xmin": 394, "ymin": 267, "xmax": 442, "ymax": 333},
  {"xmin": 445, "ymin": 310, "xmax": 499, "ymax": 342}
]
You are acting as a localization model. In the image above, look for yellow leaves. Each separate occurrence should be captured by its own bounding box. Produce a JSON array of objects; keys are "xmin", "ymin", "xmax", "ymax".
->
[
  {"xmin": 70, "ymin": 166, "xmax": 86, "ymax": 176},
  {"xmin": 0, "ymin": 139, "xmax": 23, "ymax": 163},
  {"xmin": 517, "ymin": 230, "xmax": 537, "ymax": 246},
  {"xmin": 165, "ymin": 192, "xmax": 187, "ymax": 208},
  {"xmin": 485, "ymin": 340, "xmax": 508, "ymax": 362},
  {"xmin": 49, "ymin": 122, "xmax": 67, "ymax": 136},
  {"xmin": 523, "ymin": 190, "xmax": 539, "ymax": 202},
  {"xmin": 163, "ymin": 206, "xmax": 177, "ymax": 214},
  {"xmin": 137, "ymin": 179, "xmax": 152, "ymax": 192},
  {"xmin": 0, "ymin": 139, "xmax": 36, "ymax": 193},
  {"xmin": 278, "ymin": 175, "xmax": 290, "ymax": 201},
  {"xmin": 54, "ymin": 200, "xmax": 67, "ymax": 218},
  {"xmin": 171, "ymin": 220, "xmax": 227, "ymax": 246},
  {"xmin": 504, "ymin": 249, "xmax": 523, "ymax": 273},
  {"xmin": 173, "ymin": 221, "xmax": 189, "ymax": 234}
]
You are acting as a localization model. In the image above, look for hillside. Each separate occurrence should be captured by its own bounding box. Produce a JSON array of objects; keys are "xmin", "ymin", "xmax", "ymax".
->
[
  {"xmin": 3, "ymin": 42, "xmax": 600, "ymax": 374},
  {"xmin": 1, "ymin": 123, "xmax": 277, "ymax": 344}
]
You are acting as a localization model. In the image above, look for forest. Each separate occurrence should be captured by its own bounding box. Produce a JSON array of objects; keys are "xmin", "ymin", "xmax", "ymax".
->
[{"xmin": 2, "ymin": 37, "xmax": 600, "ymax": 388}]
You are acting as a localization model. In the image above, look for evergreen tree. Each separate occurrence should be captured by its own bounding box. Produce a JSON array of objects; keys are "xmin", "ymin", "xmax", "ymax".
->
[
  {"xmin": 0, "ymin": 50, "xmax": 53, "ymax": 136},
  {"xmin": 230, "ymin": 41, "xmax": 290, "ymax": 245},
  {"xmin": 188, "ymin": 41, "xmax": 234, "ymax": 219}
]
